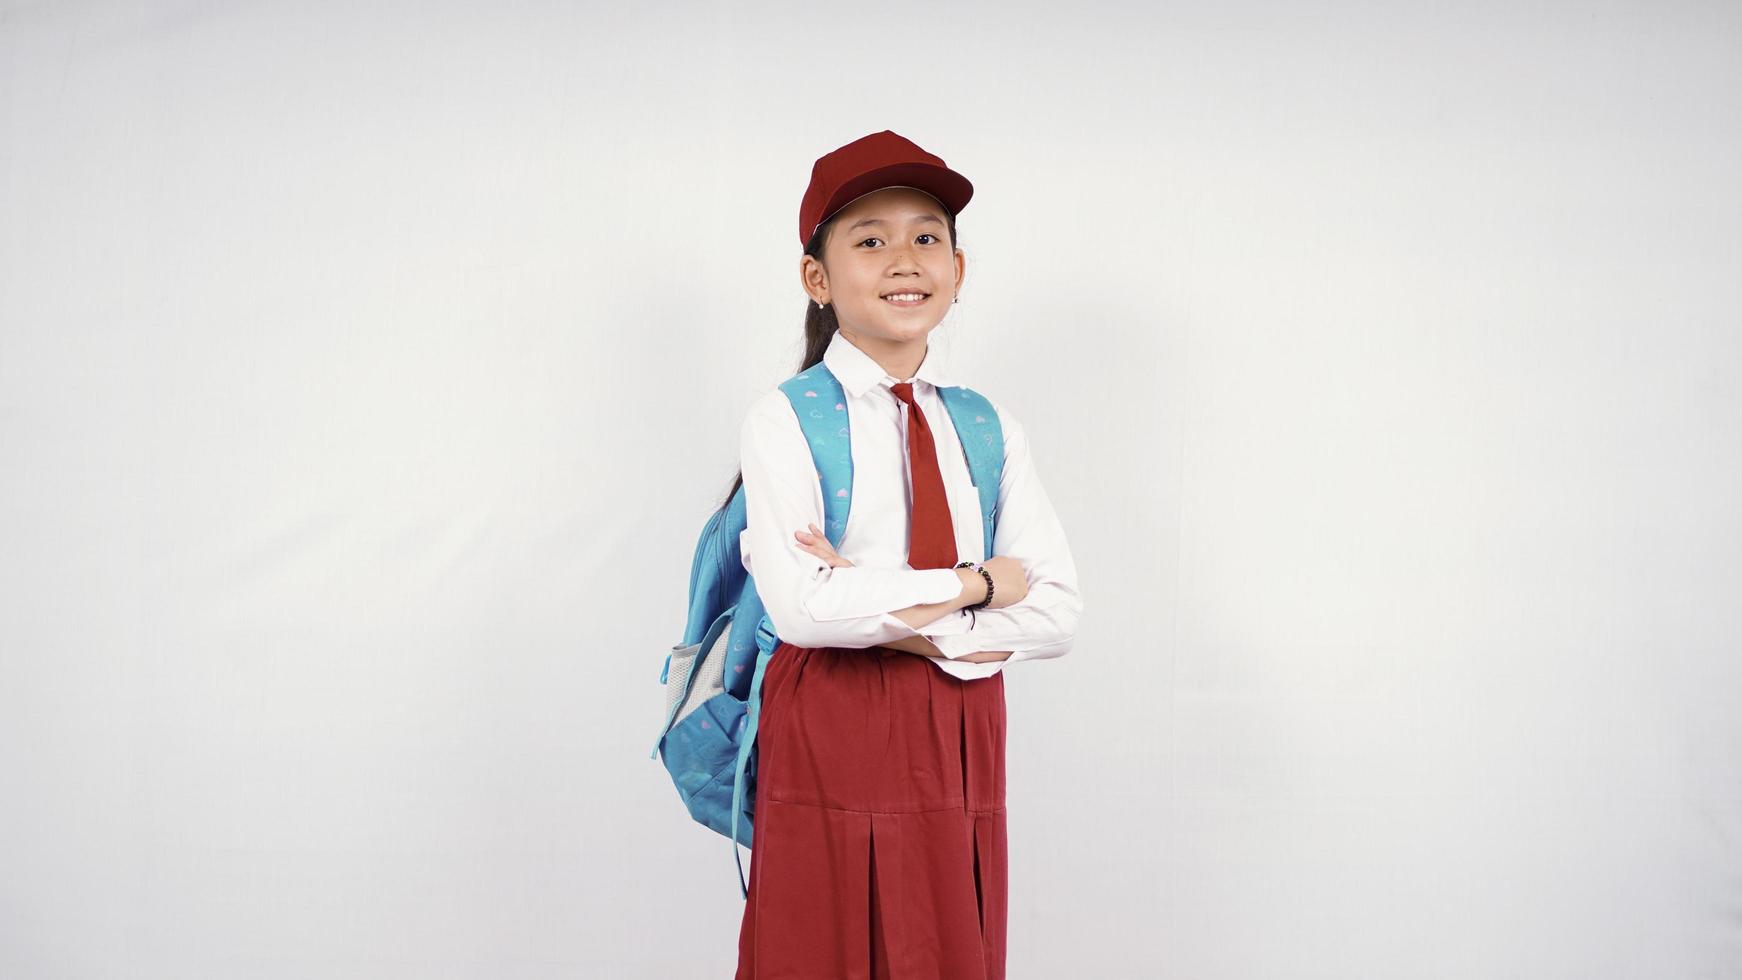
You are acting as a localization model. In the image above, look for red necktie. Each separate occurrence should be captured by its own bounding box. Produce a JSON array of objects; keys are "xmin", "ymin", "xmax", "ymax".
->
[{"xmin": 890, "ymin": 382, "xmax": 958, "ymax": 570}]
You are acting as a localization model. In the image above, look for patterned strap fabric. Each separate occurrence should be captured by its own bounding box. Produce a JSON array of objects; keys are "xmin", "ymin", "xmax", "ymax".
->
[{"xmin": 935, "ymin": 385, "xmax": 1004, "ymax": 560}]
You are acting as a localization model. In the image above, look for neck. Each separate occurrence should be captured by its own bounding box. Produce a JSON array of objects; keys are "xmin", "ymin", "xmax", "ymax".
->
[{"xmin": 839, "ymin": 327, "xmax": 927, "ymax": 383}]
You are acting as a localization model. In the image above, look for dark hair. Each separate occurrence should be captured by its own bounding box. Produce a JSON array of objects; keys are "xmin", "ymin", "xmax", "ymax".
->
[{"xmin": 713, "ymin": 204, "xmax": 960, "ymax": 514}]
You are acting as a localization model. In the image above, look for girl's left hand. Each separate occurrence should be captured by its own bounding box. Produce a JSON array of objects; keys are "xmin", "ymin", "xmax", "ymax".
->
[{"xmin": 794, "ymin": 523, "xmax": 853, "ymax": 568}]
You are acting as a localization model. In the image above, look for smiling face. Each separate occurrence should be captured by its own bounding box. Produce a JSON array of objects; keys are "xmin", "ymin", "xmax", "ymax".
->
[{"xmin": 802, "ymin": 185, "xmax": 965, "ymax": 357}]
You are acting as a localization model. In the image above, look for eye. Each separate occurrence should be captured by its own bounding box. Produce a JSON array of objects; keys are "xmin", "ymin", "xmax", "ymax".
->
[
  {"xmin": 858, "ymin": 237, "xmax": 883, "ymax": 248},
  {"xmin": 917, "ymin": 233, "xmax": 939, "ymax": 245}
]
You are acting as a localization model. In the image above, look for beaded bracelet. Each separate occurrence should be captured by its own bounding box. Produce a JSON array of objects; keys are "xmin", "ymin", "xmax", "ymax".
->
[{"xmin": 954, "ymin": 560, "xmax": 994, "ymax": 628}]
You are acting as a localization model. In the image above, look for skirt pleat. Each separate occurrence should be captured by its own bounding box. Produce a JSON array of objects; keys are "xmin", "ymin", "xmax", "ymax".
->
[{"xmin": 735, "ymin": 642, "xmax": 1008, "ymax": 980}]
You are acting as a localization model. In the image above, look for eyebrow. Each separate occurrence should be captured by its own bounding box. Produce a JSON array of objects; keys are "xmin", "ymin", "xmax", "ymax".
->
[{"xmin": 845, "ymin": 215, "xmax": 945, "ymax": 233}]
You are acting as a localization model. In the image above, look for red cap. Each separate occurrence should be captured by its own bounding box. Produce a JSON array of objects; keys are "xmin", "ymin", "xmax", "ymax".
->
[{"xmin": 798, "ymin": 130, "xmax": 974, "ymax": 248}]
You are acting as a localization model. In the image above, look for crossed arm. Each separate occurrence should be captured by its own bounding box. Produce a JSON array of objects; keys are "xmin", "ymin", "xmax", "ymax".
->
[{"xmin": 791, "ymin": 522, "xmax": 1014, "ymax": 665}]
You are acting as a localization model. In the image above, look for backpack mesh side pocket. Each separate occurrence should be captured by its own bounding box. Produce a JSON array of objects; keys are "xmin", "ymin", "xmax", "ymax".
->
[{"xmin": 671, "ymin": 627, "xmax": 730, "ymax": 728}]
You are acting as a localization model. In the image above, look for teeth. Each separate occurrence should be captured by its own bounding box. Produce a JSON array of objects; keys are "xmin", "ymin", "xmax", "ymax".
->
[{"xmin": 883, "ymin": 293, "xmax": 927, "ymax": 302}]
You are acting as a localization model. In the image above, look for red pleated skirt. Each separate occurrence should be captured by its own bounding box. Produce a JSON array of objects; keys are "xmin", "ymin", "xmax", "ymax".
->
[{"xmin": 735, "ymin": 642, "xmax": 1008, "ymax": 980}]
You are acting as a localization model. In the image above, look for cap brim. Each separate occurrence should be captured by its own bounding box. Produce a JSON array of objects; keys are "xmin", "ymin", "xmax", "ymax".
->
[{"xmin": 813, "ymin": 162, "xmax": 974, "ymax": 240}]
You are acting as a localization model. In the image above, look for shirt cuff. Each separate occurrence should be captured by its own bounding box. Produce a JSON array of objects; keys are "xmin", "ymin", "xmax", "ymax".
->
[
  {"xmin": 926, "ymin": 629, "xmax": 996, "ymax": 660},
  {"xmin": 926, "ymin": 656, "xmax": 1007, "ymax": 681}
]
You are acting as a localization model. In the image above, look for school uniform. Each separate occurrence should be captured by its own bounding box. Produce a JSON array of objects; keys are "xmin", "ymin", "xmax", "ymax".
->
[{"xmin": 734, "ymin": 329, "xmax": 1082, "ymax": 979}]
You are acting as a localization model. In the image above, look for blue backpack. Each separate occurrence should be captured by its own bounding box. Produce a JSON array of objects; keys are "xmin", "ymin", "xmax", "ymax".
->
[{"xmin": 650, "ymin": 360, "xmax": 1007, "ymax": 896}]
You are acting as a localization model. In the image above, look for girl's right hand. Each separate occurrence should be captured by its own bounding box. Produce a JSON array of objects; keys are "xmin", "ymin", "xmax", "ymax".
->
[{"xmin": 975, "ymin": 556, "xmax": 1028, "ymax": 609}]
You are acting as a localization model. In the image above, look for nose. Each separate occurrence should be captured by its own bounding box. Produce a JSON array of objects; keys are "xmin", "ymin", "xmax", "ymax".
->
[{"xmin": 887, "ymin": 242, "xmax": 921, "ymax": 272}]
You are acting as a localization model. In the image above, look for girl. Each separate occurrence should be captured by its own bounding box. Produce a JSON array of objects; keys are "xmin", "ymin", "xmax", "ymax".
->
[{"xmin": 722, "ymin": 130, "xmax": 1083, "ymax": 979}]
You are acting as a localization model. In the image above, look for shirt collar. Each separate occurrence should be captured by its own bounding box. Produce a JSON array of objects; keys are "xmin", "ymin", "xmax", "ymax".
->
[{"xmin": 823, "ymin": 330, "xmax": 954, "ymax": 399}]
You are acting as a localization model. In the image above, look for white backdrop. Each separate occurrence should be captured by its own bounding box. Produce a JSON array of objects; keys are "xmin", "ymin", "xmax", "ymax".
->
[{"xmin": 3, "ymin": 1, "xmax": 1739, "ymax": 977}]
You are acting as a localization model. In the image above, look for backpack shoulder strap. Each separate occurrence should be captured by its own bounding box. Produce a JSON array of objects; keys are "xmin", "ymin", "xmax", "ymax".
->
[
  {"xmin": 935, "ymin": 384, "xmax": 1005, "ymax": 559},
  {"xmin": 721, "ymin": 363, "xmax": 852, "ymax": 689},
  {"xmin": 775, "ymin": 364, "xmax": 852, "ymax": 549}
]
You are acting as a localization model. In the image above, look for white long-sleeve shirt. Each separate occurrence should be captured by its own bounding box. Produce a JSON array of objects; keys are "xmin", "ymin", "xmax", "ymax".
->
[{"xmin": 738, "ymin": 329, "xmax": 1082, "ymax": 680}]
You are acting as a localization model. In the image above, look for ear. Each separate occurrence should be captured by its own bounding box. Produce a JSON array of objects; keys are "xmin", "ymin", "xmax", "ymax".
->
[{"xmin": 800, "ymin": 253, "xmax": 829, "ymax": 305}]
